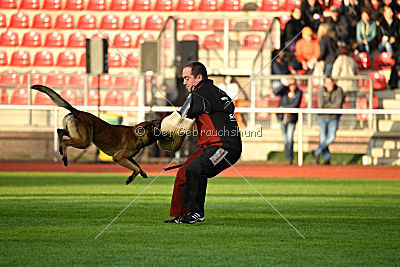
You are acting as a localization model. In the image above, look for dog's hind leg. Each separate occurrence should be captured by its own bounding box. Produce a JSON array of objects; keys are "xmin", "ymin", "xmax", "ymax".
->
[
  {"xmin": 57, "ymin": 128, "xmax": 70, "ymax": 156},
  {"xmin": 61, "ymin": 121, "xmax": 93, "ymax": 167},
  {"xmin": 128, "ymin": 157, "xmax": 148, "ymax": 178},
  {"xmin": 112, "ymin": 152, "xmax": 141, "ymax": 185}
]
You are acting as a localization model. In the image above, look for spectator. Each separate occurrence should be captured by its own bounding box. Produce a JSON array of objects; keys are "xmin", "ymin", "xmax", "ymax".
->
[
  {"xmin": 363, "ymin": 0, "xmax": 384, "ymax": 23},
  {"xmin": 272, "ymin": 50, "xmax": 295, "ymax": 89},
  {"xmin": 317, "ymin": 23, "xmax": 338, "ymax": 76},
  {"xmin": 356, "ymin": 7, "xmax": 377, "ymax": 53},
  {"xmin": 377, "ymin": 6, "xmax": 400, "ymax": 54},
  {"xmin": 390, "ymin": 0, "xmax": 400, "ymax": 17},
  {"xmin": 312, "ymin": 76, "xmax": 345, "ymax": 165},
  {"xmin": 300, "ymin": 0, "xmax": 324, "ymax": 32},
  {"xmin": 283, "ymin": 8, "xmax": 306, "ymax": 52},
  {"xmin": 326, "ymin": 6, "xmax": 354, "ymax": 47},
  {"xmin": 294, "ymin": 27, "xmax": 321, "ymax": 72},
  {"xmin": 340, "ymin": 0, "xmax": 363, "ymax": 27},
  {"xmin": 273, "ymin": 78, "xmax": 303, "ymax": 165}
]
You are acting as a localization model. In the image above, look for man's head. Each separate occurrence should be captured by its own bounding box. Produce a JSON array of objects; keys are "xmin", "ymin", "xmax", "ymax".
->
[
  {"xmin": 292, "ymin": 8, "xmax": 301, "ymax": 20},
  {"xmin": 182, "ymin": 62, "xmax": 208, "ymax": 91},
  {"xmin": 288, "ymin": 78, "xmax": 297, "ymax": 92},
  {"xmin": 330, "ymin": 6, "xmax": 339, "ymax": 21},
  {"xmin": 302, "ymin": 27, "xmax": 313, "ymax": 41},
  {"xmin": 324, "ymin": 76, "xmax": 335, "ymax": 92}
]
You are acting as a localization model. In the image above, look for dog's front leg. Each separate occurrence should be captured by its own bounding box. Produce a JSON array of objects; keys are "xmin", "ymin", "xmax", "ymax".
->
[
  {"xmin": 128, "ymin": 157, "xmax": 148, "ymax": 178},
  {"xmin": 112, "ymin": 154, "xmax": 141, "ymax": 185}
]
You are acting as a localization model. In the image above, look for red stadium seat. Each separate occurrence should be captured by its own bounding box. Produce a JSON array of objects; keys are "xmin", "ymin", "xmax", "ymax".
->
[
  {"xmin": 67, "ymin": 72, "xmax": 86, "ymax": 88},
  {"xmin": 176, "ymin": 18, "xmax": 187, "ymax": 30},
  {"xmin": 10, "ymin": 50, "xmax": 31, "ymax": 67},
  {"xmin": 280, "ymin": 14, "xmax": 291, "ymax": 30},
  {"xmin": 154, "ymin": 0, "xmax": 173, "ymax": 10},
  {"xmin": 367, "ymin": 72, "xmax": 387, "ymax": 90},
  {"xmin": 0, "ymin": 71, "xmax": 20, "ymax": 87},
  {"xmin": 176, "ymin": 0, "xmax": 195, "ymax": 11},
  {"xmin": 64, "ymin": 0, "xmax": 84, "ymax": 10},
  {"xmin": 181, "ymin": 34, "xmax": 199, "ymax": 42},
  {"xmin": 145, "ymin": 15, "xmax": 164, "ymax": 30},
  {"xmin": 60, "ymin": 88, "xmax": 79, "ymax": 105},
  {"xmin": 203, "ymin": 33, "xmax": 223, "ymax": 49},
  {"xmin": 79, "ymin": 52, "xmax": 86, "ymax": 66},
  {"xmin": 110, "ymin": 0, "xmax": 129, "ymax": 10},
  {"xmin": 132, "ymin": 0, "xmax": 151, "ymax": 10},
  {"xmin": 0, "ymin": 13, "xmax": 6, "ymax": 28},
  {"xmin": 331, "ymin": 0, "xmax": 342, "ymax": 8},
  {"xmin": 212, "ymin": 19, "xmax": 233, "ymax": 31},
  {"xmin": 0, "ymin": 0, "xmax": 17, "ymax": 9},
  {"xmin": 55, "ymin": 13, "xmax": 75, "ymax": 29},
  {"xmin": 127, "ymin": 91, "xmax": 138, "ymax": 117},
  {"xmin": 260, "ymin": 0, "xmax": 280, "ymax": 11},
  {"xmin": 90, "ymin": 75, "xmax": 112, "ymax": 89},
  {"xmin": 134, "ymin": 33, "xmax": 154, "ymax": 48},
  {"xmin": 87, "ymin": 0, "xmax": 106, "ymax": 10},
  {"xmin": 78, "ymin": 14, "xmax": 97, "ymax": 29},
  {"xmin": 100, "ymin": 14, "xmax": 119, "ymax": 30},
  {"xmin": 114, "ymin": 73, "xmax": 138, "ymax": 88},
  {"xmin": 91, "ymin": 32, "xmax": 110, "ymax": 39},
  {"xmin": 22, "ymin": 31, "xmax": 42, "ymax": 47},
  {"xmin": 32, "ymin": 13, "xmax": 52, "ymax": 29},
  {"xmin": 21, "ymin": 70, "xmax": 43, "ymax": 86},
  {"xmin": 372, "ymin": 52, "xmax": 395, "ymax": 70},
  {"xmin": 45, "ymin": 71, "xmax": 66, "ymax": 88},
  {"xmin": 44, "ymin": 32, "xmax": 64, "ymax": 47},
  {"xmin": 251, "ymin": 18, "xmax": 271, "ymax": 31},
  {"xmin": 241, "ymin": 34, "xmax": 262, "ymax": 49},
  {"xmin": 33, "ymin": 50, "xmax": 54, "ymax": 66},
  {"xmin": 353, "ymin": 52, "xmax": 371, "ymax": 70},
  {"xmin": 19, "ymin": 0, "xmax": 40, "ymax": 9},
  {"xmin": 0, "ymin": 50, "xmax": 7, "ymax": 66},
  {"xmin": 113, "ymin": 33, "xmax": 132, "ymax": 48},
  {"xmin": 199, "ymin": 0, "xmax": 218, "ymax": 11},
  {"xmin": 34, "ymin": 91, "xmax": 54, "ymax": 105},
  {"xmin": 67, "ymin": 32, "xmax": 86, "ymax": 47},
  {"xmin": 283, "ymin": 0, "xmax": 301, "ymax": 10},
  {"xmin": 125, "ymin": 51, "xmax": 140, "ymax": 67},
  {"xmin": 0, "ymin": 88, "xmax": 8, "ymax": 104},
  {"xmin": 43, "ymin": 0, "xmax": 62, "ymax": 9},
  {"xmin": 9, "ymin": 12, "xmax": 29, "ymax": 28},
  {"xmin": 104, "ymin": 90, "xmax": 125, "ymax": 106},
  {"xmin": 0, "ymin": 31, "xmax": 18, "ymax": 46},
  {"xmin": 80, "ymin": 89, "xmax": 100, "ymax": 106},
  {"xmin": 10, "ymin": 88, "xmax": 28, "ymax": 105},
  {"xmin": 108, "ymin": 51, "xmax": 122, "ymax": 68},
  {"xmin": 221, "ymin": 0, "xmax": 240, "ymax": 10},
  {"xmin": 56, "ymin": 51, "xmax": 77, "ymax": 67},
  {"xmin": 255, "ymin": 94, "xmax": 280, "ymax": 120},
  {"xmin": 190, "ymin": 19, "xmax": 210, "ymax": 31},
  {"xmin": 122, "ymin": 15, "xmax": 141, "ymax": 30},
  {"xmin": 355, "ymin": 95, "xmax": 379, "ymax": 121}
]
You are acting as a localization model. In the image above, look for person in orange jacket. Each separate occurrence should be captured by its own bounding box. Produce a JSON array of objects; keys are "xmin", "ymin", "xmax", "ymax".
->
[{"xmin": 294, "ymin": 26, "xmax": 320, "ymax": 72}]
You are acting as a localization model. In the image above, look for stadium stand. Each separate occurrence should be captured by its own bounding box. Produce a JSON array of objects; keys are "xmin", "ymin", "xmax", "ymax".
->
[
  {"xmin": 0, "ymin": 50, "xmax": 7, "ymax": 66},
  {"xmin": 250, "ymin": 18, "xmax": 271, "ymax": 30},
  {"xmin": 154, "ymin": 0, "xmax": 173, "ymax": 11},
  {"xmin": 9, "ymin": 13, "xmax": 30, "ymax": 28},
  {"xmin": 176, "ymin": 0, "xmax": 195, "ymax": 11},
  {"xmin": 241, "ymin": 34, "xmax": 262, "ymax": 49},
  {"xmin": 77, "ymin": 14, "xmax": 97, "ymax": 29},
  {"xmin": 22, "ymin": 31, "xmax": 42, "ymax": 47},
  {"xmin": 67, "ymin": 32, "xmax": 86, "ymax": 47},
  {"xmin": 108, "ymin": 51, "xmax": 123, "ymax": 68},
  {"xmin": 56, "ymin": 51, "xmax": 77, "ymax": 67},
  {"xmin": 104, "ymin": 89, "xmax": 125, "ymax": 106},
  {"xmin": 0, "ymin": 88, "xmax": 8, "ymax": 104},
  {"xmin": 80, "ymin": 89, "xmax": 100, "ymax": 105},
  {"xmin": 199, "ymin": 0, "xmax": 218, "ymax": 11},
  {"xmin": 145, "ymin": 15, "xmax": 164, "ymax": 30},
  {"xmin": 132, "ymin": 0, "xmax": 152, "ymax": 10},
  {"xmin": 33, "ymin": 50, "xmax": 54, "ymax": 66},
  {"xmin": 10, "ymin": 50, "xmax": 31, "ymax": 67},
  {"xmin": 114, "ymin": 73, "xmax": 138, "ymax": 88},
  {"xmin": 54, "ymin": 13, "xmax": 75, "ymax": 29},
  {"xmin": 212, "ymin": 19, "xmax": 233, "ymax": 30},
  {"xmin": 20, "ymin": 0, "xmax": 40, "ymax": 9},
  {"xmin": 42, "ymin": 0, "xmax": 62, "ymax": 10},
  {"xmin": 372, "ymin": 52, "xmax": 395, "ymax": 70},
  {"xmin": 64, "ymin": 0, "xmax": 84, "ymax": 10},
  {"xmin": 0, "ymin": 70, "xmax": 20, "ymax": 87},
  {"xmin": 100, "ymin": 14, "xmax": 120, "ymax": 30},
  {"xmin": 125, "ymin": 51, "xmax": 140, "ymax": 67},
  {"xmin": 34, "ymin": 91, "xmax": 54, "ymax": 105},
  {"xmin": 21, "ymin": 70, "xmax": 43, "ymax": 86},
  {"xmin": 44, "ymin": 32, "xmax": 65, "ymax": 47},
  {"xmin": 134, "ymin": 32, "xmax": 154, "ymax": 48},
  {"xmin": 67, "ymin": 72, "xmax": 86, "ymax": 88},
  {"xmin": 221, "ymin": 0, "xmax": 240, "ymax": 11},
  {"xmin": 203, "ymin": 33, "xmax": 223, "ymax": 49},
  {"xmin": 45, "ymin": 70, "xmax": 66, "ymax": 88},
  {"xmin": 60, "ymin": 88, "xmax": 79, "ymax": 105},
  {"xmin": 0, "ymin": 31, "xmax": 18, "ymax": 46},
  {"xmin": 283, "ymin": 0, "xmax": 301, "ymax": 10},
  {"xmin": 32, "ymin": 13, "xmax": 52, "ymax": 29},
  {"xmin": 109, "ymin": 0, "xmax": 130, "ymax": 10},
  {"xmin": 0, "ymin": 0, "xmax": 17, "ymax": 9},
  {"xmin": 0, "ymin": 13, "xmax": 6, "ymax": 28},
  {"xmin": 10, "ymin": 88, "xmax": 28, "ymax": 105},
  {"xmin": 113, "ymin": 33, "xmax": 132, "ymax": 48},
  {"xmin": 260, "ymin": 0, "xmax": 281, "ymax": 11},
  {"xmin": 190, "ymin": 18, "xmax": 210, "ymax": 31},
  {"xmin": 122, "ymin": 15, "xmax": 142, "ymax": 30},
  {"xmin": 87, "ymin": 0, "xmax": 107, "ymax": 10}
]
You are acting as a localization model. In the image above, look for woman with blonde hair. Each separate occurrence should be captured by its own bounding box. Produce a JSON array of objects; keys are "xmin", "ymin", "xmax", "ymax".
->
[{"xmin": 316, "ymin": 23, "xmax": 338, "ymax": 76}]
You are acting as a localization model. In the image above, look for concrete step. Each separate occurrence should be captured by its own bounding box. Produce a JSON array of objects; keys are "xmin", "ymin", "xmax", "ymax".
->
[
  {"xmin": 391, "ymin": 114, "xmax": 400, "ymax": 121},
  {"xmin": 382, "ymin": 99, "xmax": 400, "ymax": 109},
  {"xmin": 362, "ymin": 155, "xmax": 400, "ymax": 166},
  {"xmin": 374, "ymin": 139, "xmax": 400, "ymax": 149},
  {"xmin": 396, "ymin": 94, "xmax": 400, "ymax": 100},
  {"xmin": 370, "ymin": 147, "xmax": 400, "ymax": 158},
  {"xmin": 378, "ymin": 120, "xmax": 400, "ymax": 132}
]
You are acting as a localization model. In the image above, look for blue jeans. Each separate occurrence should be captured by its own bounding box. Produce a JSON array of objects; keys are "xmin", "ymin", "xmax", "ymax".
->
[
  {"xmin": 378, "ymin": 42, "xmax": 394, "ymax": 54},
  {"xmin": 315, "ymin": 115, "xmax": 339, "ymax": 162},
  {"xmin": 279, "ymin": 121, "xmax": 296, "ymax": 161}
]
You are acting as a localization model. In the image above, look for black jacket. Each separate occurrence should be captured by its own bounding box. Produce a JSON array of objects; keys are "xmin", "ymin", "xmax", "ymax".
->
[
  {"xmin": 187, "ymin": 79, "xmax": 242, "ymax": 152},
  {"xmin": 318, "ymin": 35, "xmax": 338, "ymax": 65},
  {"xmin": 300, "ymin": 0, "xmax": 323, "ymax": 28},
  {"xmin": 326, "ymin": 15, "xmax": 353, "ymax": 45},
  {"xmin": 273, "ymin": 85, "xmax": 303, "ymax": 123},
  {"xmin": 318, "ymin": 85, "xmax": 345, "ymax": 119},
  {"xmin": 377, "ymin": 17, "xmax": 400, "ymax": 51},
  {"xmin": 283, "ymin": 17, "xmax": 305, "ymax": 46}
]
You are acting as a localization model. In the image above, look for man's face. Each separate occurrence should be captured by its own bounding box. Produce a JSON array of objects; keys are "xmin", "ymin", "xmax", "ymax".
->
[
  {"xmin": 182, "ymin": 67, "xmax": 202, "ymax": 91},
  {"xmin": 324, "ymin": 78, "xmax": 334, "ymax": 92}
]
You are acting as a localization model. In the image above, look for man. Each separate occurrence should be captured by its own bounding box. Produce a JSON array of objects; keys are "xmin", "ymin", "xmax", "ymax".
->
[
  {"xmin": 294, "ymin": 26, "xmax": 320, "ymax": 72},
  {"xmin": 283, "ymin": 8, "xmax": 305, "ymax": 52},
  {"xmin": 313, "ymin": 76, "xmax": 344, "ymax": 165},
  {"xmin": 164, "ymin": 62, "xmax": 242, "ymax": 224},
  {"xmin": 326, "ymin": 6, "xmax": 353, "ymax": 47}
]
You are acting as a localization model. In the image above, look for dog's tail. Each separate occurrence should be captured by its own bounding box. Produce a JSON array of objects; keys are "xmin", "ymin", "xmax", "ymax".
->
[{"xmin": 31, "ymin": 85, "xmax": 78, "ymax": 115}]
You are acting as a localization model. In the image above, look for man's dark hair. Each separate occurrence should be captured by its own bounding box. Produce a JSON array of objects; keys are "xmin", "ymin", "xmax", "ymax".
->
[{"xmin": 184, "ymin": 62, "xmax": 208, "ymax": 79}]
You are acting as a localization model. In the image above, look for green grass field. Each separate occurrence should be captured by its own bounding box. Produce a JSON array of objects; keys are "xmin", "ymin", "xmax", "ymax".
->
[{"xmin": 0, "ymin": 172, "xmax": 399, "ymax": 266}]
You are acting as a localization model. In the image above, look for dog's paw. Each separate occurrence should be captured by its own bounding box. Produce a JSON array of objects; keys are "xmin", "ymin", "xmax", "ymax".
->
[
  {"xmin": 62, "ymin": 156, "xmax": 68, "ymax": 166},
  {"xmin": 140, "ymin": 170, "xmax": 148, "ymax": 178},
  {"xmin": 125, "ymin": 175, "xmax": 135, "ymax": 185}
]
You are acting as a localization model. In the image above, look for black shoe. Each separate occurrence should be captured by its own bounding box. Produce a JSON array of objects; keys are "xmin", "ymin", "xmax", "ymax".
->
[
  {"xmin": 323, "ymin": 160, "xmax": 330, "ymax": 165},
  {"xmin": 312, "ymin": 150, "xmax": 319, "ymax": 164},
  {"xmin": 178, "ymin": 211, "xmax": 205, "ymax": 224},
  {"xmin": 163, "ymin": 217, "xmax": 181, "ymax": 223},
  {"xmin": 286, "ymin": 160, "xmax": 293, "ymax": 165}
]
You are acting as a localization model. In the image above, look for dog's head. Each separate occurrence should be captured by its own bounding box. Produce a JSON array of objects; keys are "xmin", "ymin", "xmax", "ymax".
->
[{"xmin": 135, "ymin": 120, "xmax": 172, "ymax": 145}]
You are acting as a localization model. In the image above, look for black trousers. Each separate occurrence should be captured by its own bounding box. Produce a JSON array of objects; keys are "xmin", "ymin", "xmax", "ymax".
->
[{"xmin": 182, "ymin": 145, "xmax": 241, "ymax": 213}]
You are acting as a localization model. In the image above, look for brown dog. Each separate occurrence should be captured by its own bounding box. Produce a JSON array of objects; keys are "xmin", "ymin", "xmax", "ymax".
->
[{"xmin": 31, "ymin": 85, "xmax": 168, "ymax": 185}]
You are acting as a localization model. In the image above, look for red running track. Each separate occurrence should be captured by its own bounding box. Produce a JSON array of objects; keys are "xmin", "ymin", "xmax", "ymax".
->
[{"xmin": 0, "ymin": 161, "xmax": 399, "ymax": 180}]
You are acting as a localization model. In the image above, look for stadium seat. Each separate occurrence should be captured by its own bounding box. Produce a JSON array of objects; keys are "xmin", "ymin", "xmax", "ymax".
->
[
  {"xmin": 45, "ymin": 70, "xmax": 66, "ymax": 88},
  {"xmin": 122, "ymin": 15, "xmax": 141, "ymax": 30},
  {"xmin": 0, "ymin": 50, "xmax": 7, "ymax": 66},
  {"xmin": 33, "ymin": 50, "xmax": 54, "ymax": 66},
  {"xmin": 132, "ymin": 0, "xmax": 151, "ymax": 10},
  {"xmin": 19, "ymin": 0, "xmax": 40, "ymax": 9},
  {"xmin": 108, "ymin": 51, "xmax": 122, "ymax": 68},
  {"xmin": 67, "ymin": 72, "xmax": 86, "ymax": 88},
  {"xmin": 255, "ymin": 94, "xmax": 280, "ymax": 120},
  {"xmin": 372, "ymin": 52, "xmax": 395, "ymax": 70},
  {"xmin": 280, "ymin": 14, "xmax": 291, "ymax": 30},
  {"xmin": 90, "ymin": 75, "xmax": 112, "ymax": 89},
  {"xmin": 221, "ymin": 0, "xmax": 240, "ymax": 11},
  {"xmin": 9, "ymin": 12, "xmax": 29, "ymax": 28},
  {"xmin": 104, "ymin": 90, "xmax": 125, "ymax": 106},
  {"xmin": 0, "ymin": 13, "xmax": 5, "ymax": 28},
  {"xmin": 199, "ymin": 0, "xmax": 218, "ymax": 11},
  {"xmin": 22, "ymin": 31, "xmax": 42, "ymax": 47},
  {"xmin": 203, "ymin": 33, "xmax": 223, "ymax": 49},
  {"xmin": 127, "ymin": 91, "xmax": 138, "ymax": 110},
  {"xmin": 355, "ymin": 95, "xmax": 379, "ymax": 121},
  {"xmin": 60, "ymin": 88, "xmax": 79, "ymax": 105},
  {"xmin": 67, "ymin": 32, "xmax": 86, "ymax": 47},
  {"xmin": 100, "ymin": 14, "xmax": 119, "ymax": 30},
  {"xmin": 78, "ymin": 14, "xmax": 97, "ymax": 29},
  {"xmin": 114, "ymin": 73, "xmax": 138, "ymax": 88},
  {"xmin": 56, "ymin": 51, "xmax": 77, "ymax": 67},
  {"xmin": 0, "ymin": 71, "xmax": 20, "ymax": 87},
  {"xmin": 0, "ymin": 88, "xmax": 8, "ymax": 104},
  {"xmin": 145, "ymin": 15, "xmax": 164, "ymax": 30},
  {"xmin": 87, "ymin": 0, "xmax": 106, "ymax": 10},
  {"xmin": 154, "ymin": 0, "xmax": 173, "ymax": 10},
  {"xmin": 283, "ymin": 0, "xmax": 301, "ymax": 10},
  {"xmin": 10, "ymin": 50, "xmax": 31, "ymax": 67},
  {"xmin": 64, "ymin": 0, "xmax": 84, "ymax": 10},
  {"xmin": 44, "ymin": 32, "xmax": 64, "ymax": 47},
  {"xmin": 367, "ymin": 72, "xmax": 387, "ymax": 90},
  {"xmin": 241, "ymin": 34, "xmax": 262, "ymax": 49},
  {"xmin": 91, "ymin": 32, "xmax": 109, "ymax": 39},
  {"xmin": 331, "ymin": 0, "xmax": 342, "ymax": 8},
  {"xmin": 260, "ymin": 0, "xmax": 280, "ymax": 11},
  {"xmin": 110, "ymin": 0, "xmax": 129, "ymax": 10},
  {"xmin": 79, "ymin": 52, "xmax": 86, "ymax": 66},
  {"xmin": 34, "ymin": 91, "xmax": 54, "ymax": 105},
  {"xmin": 212, "ymin": 19, "xmax": 233, "ymax": 31},
  {"xmin": 21, "ymin": 70, "xmax": 43, "ymax": 86},
  {"xmin": 10, "ymin": 88, "xmax": 28, "ymax": 105},
  {"xmin": 190, "ymin": 19, "xmax": 210, "ymax": 31},
  {"xmin": 42, "ymin": 0, "xmax": 62, "ymax": 9},
  {"xmin": 134, "ymin": 33, "xmax": 154, "ymax": 48},
  {"xmin": 176, "ymin": 18, "xmax": 187, "ymax": 30},
  {"xmin": 0, "ymin": 0, "xmax": 16, "ymax": 8},
  {"xmin": 32, "ymin": 13, "xmax": 52, "ymax": 29},
  {"xmin": 55, "ymin": 13, "xmax": 75, "ymax": 29},
  {"xmin": 181, "ymin": 34, "xmax": 199, "ymax": 42},
  {"xmin": 125, "ymin": 51, "xmax": 140, "ymax": 67},
  {"xmin": 353, "ymin": 52, "xmax": 371, "ymax": 70},
  {"xmin": 176, "ymin": 0, "xmax": 195, "ymax": 11},
  {"xmin": 80, "ymin": 89, "xmax": 100, "ymax": 105},
  {"xmin": 250, "ymin": 18, "xmax": 271, "ymax": 31},
  {"xmin": 113, "ymin": 33, "xmax": 132, "ymax": 48},
  {"xmin": 0, "ymin": 31, "xmax": 19, "ymax": 46}
]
